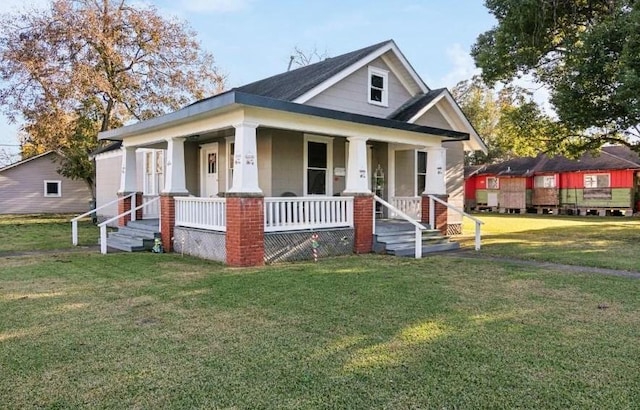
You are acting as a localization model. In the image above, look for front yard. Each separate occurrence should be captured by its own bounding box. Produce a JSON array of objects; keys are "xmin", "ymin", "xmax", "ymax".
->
[{"xmin": 1, "ymin": 215, "xmax": 639, "ymax": 408}]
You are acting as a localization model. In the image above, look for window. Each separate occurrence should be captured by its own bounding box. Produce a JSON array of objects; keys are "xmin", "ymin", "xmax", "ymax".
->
[
  {"xmin": 416, "ymin": 151, "xmax": 427, "ymax": 195},
  {"xmin": 584, "ymin": 174, "xmax": 610, "ymax": 188},
  {"xmin": 368, "ymin": 66, "xmax": 388, "ymax": 106},
  {"xmin": 534, "ymin": 175, "xmax": 556, "ymax": 188},
  {"xmin": 487, "ymin": 177, "xmax": 499, "ymax": 189},
  {"xmin": 304, "ymin": 135, "xmax": 333, "ymax": 196},
  {"xmin": 226, "ymin": 137, "xmax": 235, "ymax": 190},
  {"xmin": 44, "ymin": 180, "xmax": 61, "ymax": 197}
]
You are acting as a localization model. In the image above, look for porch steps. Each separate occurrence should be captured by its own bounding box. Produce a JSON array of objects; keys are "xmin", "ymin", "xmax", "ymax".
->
[
  {"xmin": 374, "ymin": 220, "xmax": 460, "ymax": 257},
  {"xmin": 107, "ymin": 219, "xmax": 160, "ymax": 252}
]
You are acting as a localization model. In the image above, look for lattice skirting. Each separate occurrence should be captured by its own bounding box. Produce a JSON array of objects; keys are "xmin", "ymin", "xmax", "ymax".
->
[
  {"xmin": 173, "ymin": 227, "xmax": 226, "ymax": 262},
  {"xmin": 264, "ymin": 228, "xmax": 354, "ymax": 264},
  {"xmin": 447, "ymin": 224, "xmax": 462, "ymax": 236}
]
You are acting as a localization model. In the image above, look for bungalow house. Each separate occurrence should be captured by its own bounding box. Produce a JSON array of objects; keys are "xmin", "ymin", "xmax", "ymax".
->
[
  {"xmin": 466, "ymin": 146, "xmax": 640, "ymax": 215},
  {"xmin": 0, "ymin": 151, "xmax": 92, "ymax": 214},
  {"xmin": 93, "ymin": 40, "xmax": 486, "ymax": 266}
]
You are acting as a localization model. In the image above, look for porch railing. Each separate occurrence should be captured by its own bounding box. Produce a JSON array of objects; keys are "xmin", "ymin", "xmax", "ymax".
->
[
  {"xmin": 175, "ymin": 197, "xmax": 226, "ymax": 231},
  {"xmin": 70, "ymin": 192, "xmax": 136, "ymax": 246},
  {"xmin": 142, "ymin": 194, "xmax": 160, "ymax": 219},
  {"xmin": 264, "ymin": 196, "xmax": 353, "ymax": 232},
  {"xmin": 390, "ymin": 196, "xmax": 421, "ymax": 220},
  {"xmin": 374, "ymin": 195, "xmax": 426, "ymax": 259},
  {"xmin": 98, "ymin": 196, "xmax": 160, "ymax": 254},
  {"xmin": 427, "ymin": 194, "xmax": 484, "ymax": 251}
]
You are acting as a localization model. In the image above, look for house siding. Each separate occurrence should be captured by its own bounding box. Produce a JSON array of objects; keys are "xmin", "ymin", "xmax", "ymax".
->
[
  {"xmin": 394, "ymin": 150, "xmax": 415, "ymax": 197},
  {"xmin": 444, "ymin": 141, "xmax": 464, "ymax": 225},
  {"xmin": 95, "ymin": 152, "xmax": 122, "ymax": 220},
  {"xmin": 305, "ymin": 57, "xmax": 413, "ymax": 118},
  {"xmin": 271, "ymin": 130, "xmax": 304, "ymax": 196},
  {"xmin": 0, "ymin": 153, "xmax": 92, "ymax": 214},
  {"xmin": 414, "ymin": 108, "xmax": 451, "ymax": 130}
]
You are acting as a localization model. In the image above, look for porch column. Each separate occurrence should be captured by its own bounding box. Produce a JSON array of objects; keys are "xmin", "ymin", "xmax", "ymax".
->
[
  {"xmin": 344, "ymin": 136, "xmax": 373, "ymax": 254},
  {"xmin": 160, "ymin": 137, "xmax": 189, "ymax": 253},
  {"xmin": 117, "ymin": 146, "xmax": 138, "ymax": 227},
  {"xmin": 421, "ymin": 146, "xmax": 448, "ymax": 234},
  {"xmin": 226, "ymin": 122, "xmax": 264, "ymax": 267}
]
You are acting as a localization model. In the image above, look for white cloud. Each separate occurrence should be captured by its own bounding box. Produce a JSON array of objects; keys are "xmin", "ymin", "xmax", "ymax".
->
[
  {"xmin": 439, "ymin": 43, "xmax": 480, "ymax": 88},
  {"xmin": 178, "ymin": 0, "xmax": 252, "ymax": 13}
]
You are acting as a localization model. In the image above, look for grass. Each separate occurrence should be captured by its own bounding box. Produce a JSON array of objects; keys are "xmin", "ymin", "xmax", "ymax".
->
[
  {"xmin": 1, "ymin": 215, "xmax": 640, "ymax": 408},
  {"xmin": 0, "ymin": 214, "xmax": 99, "ymax": 254},
  {"xmin": 458, "ymin": 213, "xmax": 640, "ymax": 271}
]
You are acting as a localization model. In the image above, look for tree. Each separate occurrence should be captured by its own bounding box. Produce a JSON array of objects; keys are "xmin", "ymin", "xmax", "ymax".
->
[
  {"xmin": 288, "ymin": 45, "xmax": 329, "ymax": 70},
  {"xmin": 0, "ymin": 0, "xmax": 226, "ymax": 196},
  {"xmin": 453, "ymin": 76, "xmax": 571, "ymax": 164},
  {"xmin": 472, "ymin": 0, "xmax": 639, "ymax": 153}
]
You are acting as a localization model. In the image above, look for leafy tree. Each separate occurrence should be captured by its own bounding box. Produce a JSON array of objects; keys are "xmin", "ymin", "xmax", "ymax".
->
[
  {"xmin": 453, "ymin": 76, "xmax": 571, "ymax": 164},
  {"xmin": 0, "ymin": 0, "xmax": 226, "ymax": 196},
  {"xmin": 472, "ymin": 0, "xmax": 640, "ymax": 153}
]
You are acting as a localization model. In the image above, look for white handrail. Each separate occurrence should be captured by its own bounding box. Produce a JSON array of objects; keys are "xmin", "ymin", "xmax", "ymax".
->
[
  {"xmin": 373, "ymin": 195, "xmax": 426, "ymax": 259},
  {"xmin": 70, "ymin": 193, "xmax": 136, "ymax": 246},
  {"xmin": 428, "ymin": 194, "xmax": 484, "ymax": 251},
  {"xmin": 98, "ymin": 196, "xmax": 160, "ymax": 254}
]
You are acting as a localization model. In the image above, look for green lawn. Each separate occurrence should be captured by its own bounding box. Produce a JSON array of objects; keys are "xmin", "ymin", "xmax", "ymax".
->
[
  {"xmin": 459, "ymin": 213, "xmax": 640, "ymax": 271},
  {"xmin": 1, "ymin": 215, "xmax": 640, "ymax": 408}
]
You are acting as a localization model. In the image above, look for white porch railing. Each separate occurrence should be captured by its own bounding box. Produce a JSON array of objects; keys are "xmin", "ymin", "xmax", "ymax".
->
[
  {"xmin": 142, "ymin": 194, "xmax": 160, "ymax": 219},
  {"xmin": 427, "ymin": 194, "xmax": 484, "ymax": 251},
  {"xmin": 264, "ymin": 196, "xmax": 353, "ymax": 232},
  {"xmin": 374, "ymin": 195, "xmax": 426, "ymax": 259},
  {"xmin": 390, "ymin": 196, "xmax": 421, "ymax": 220},
  {"xmin": 71, "ymin": 192, "xmax": 136, "ymax": 246},
  {"xmin": 175, "ymin": 197, "xmax": 226, "ymax": 231}
]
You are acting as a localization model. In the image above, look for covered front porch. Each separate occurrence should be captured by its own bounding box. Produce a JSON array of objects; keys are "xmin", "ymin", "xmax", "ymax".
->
[{"xmin": 102, "ymin": 91, "xmax": 460, "ymax": 266}]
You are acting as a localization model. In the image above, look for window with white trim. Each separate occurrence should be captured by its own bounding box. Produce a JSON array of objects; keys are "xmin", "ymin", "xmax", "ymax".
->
[
  {"xmin": 44, "ymin": 180, "xmax": 61, "ymax": 197},
  {"xmin": 416, "ymin": 151, "xmax": 427, "ymax": 195},
  {"xmin": 304, "ymin": 135, "xmax": 333, "ymax": 196},
  {"xmin": 534, "ymin": 175, "xmax": 556, "ymax": 188},
  {"xmin": 584, "ymin": 173, "xmax": 610, "ymax": 188},
  {"xmin": 226, "ymin": 137, "xmax": 235, "ymax": 191},
  {"xmin": 487, "ymin": 177, "xmax": 499, "ymax": 190},
  {"xmin": 368, "ymin": 66, "xmax": 388, "ymax": 107}
]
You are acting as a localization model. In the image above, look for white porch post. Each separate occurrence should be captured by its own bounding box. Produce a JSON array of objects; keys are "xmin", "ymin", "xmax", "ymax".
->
[
  {"xmin": 424, "ymin": 146, "xmax": 447, "ymax": 195},
  {"xmin": 118, "ymin": 146, "xmax": 137, "ymax": 193},
  {"xmin": 229, "ymin": 122, "xmax": 262, "ymax": 194},
  {"xmin": 343, "ymin": 136, "xmax": 371, "ymax": 194},
  {"xmin": 163, "ymin": 137, "xmax": 188, "ymax": 195}
]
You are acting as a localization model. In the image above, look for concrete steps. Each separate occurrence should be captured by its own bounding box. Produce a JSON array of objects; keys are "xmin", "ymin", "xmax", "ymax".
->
[
  {"xmin": 107, "ymin": 219, "xmax": 159, "ymax": 252},
  {"xmin": 374, "ymin": 219, "xmax": 460, "ymax": 257}
]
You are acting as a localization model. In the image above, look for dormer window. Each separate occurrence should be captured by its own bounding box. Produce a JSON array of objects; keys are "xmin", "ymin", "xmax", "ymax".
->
[{"xmin": 368, "ymin": 66, "xmax": 388, "ymax": 106}]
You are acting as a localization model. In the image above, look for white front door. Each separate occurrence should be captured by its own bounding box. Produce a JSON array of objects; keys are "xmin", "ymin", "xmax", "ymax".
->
[{"xmin": 201, "ymin": 143, "xmax": 219, "ymax": 197}]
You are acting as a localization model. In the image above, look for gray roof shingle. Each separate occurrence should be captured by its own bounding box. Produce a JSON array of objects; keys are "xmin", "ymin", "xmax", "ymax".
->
[{"xmin": 387, "ymin": 89, "xmax": 446, "ymax": 121}]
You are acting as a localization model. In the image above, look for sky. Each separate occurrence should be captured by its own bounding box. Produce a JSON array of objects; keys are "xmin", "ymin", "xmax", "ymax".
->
[{"xmin": 0, "ymin": 0, "xmax": 498, "ymax": 164}]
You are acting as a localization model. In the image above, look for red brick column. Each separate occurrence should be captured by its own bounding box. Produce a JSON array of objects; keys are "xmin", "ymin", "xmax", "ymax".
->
[
  {"xmin": 422, "ymin": 194, "xmax": 449, "ymax": 235},
  {"xmin": 160, "ymin": 194, "xmax": 176, "ymax": 252},
  {"xmin": 118, "ymin": 193, "xmax": 132, "ymax": 227},
  {"xmin": 135, "ymin": 192, "xmax": 144, "ymax": 221},
  {"xmin": 352, "ymin": 194, "xmax": 374, "ymax": 254},
  {"xmin": 226, "ymin": 194, "xmax": 264, "ymax": 267}
]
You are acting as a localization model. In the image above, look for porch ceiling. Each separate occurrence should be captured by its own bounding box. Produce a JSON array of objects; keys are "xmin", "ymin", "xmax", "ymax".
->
[{"xmin": 99, "ymin": 90, "xmax": 470, "ymax": 148}]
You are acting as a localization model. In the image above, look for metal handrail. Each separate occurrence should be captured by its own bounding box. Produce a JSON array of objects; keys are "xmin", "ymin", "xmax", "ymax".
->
[
  {"xmin": 70, "ymin": 192, "xmax": 136, "ymax": 246},
  {"xmin": 98, "ymin": 196, "xmax": 160, "ymax": 254},
  {"xmin": 373, "ymin": 194, "xmax": 426, "ymax": 259},
  {"xmin": 427, "ymin": 194, "xmax": 484, "ymax": 251}
]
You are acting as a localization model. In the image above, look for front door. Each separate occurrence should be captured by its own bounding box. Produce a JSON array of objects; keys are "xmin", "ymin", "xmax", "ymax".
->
[{"xmin": 201, "ymin": 143, "xmax": 219, "ymax": 197}]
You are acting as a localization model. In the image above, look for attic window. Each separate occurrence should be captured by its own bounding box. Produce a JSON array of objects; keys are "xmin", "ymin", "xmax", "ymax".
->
[
  {"xmin": 368, "ymin": 66, "xmax": 388, "ymax": 107},
  {"xmin": 44, "ymin": 180, "xmax": 61, "ymax": 197}
]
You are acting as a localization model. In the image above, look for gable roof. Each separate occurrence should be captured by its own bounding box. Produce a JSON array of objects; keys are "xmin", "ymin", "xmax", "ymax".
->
[
  {"xmin": 0, "ymin": 151, "xmax": 55, "ymax": 173},
  {"xmin": 387, "ymin": 89, "xmax": 446, "ymax": 122}
]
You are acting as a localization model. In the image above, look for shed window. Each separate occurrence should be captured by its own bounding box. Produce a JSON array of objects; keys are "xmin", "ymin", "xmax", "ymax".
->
[
  {"xmin": 44, "ymin": 180, "xmax": 61, "ymax": 197},
  {"xmin": 534, "ymin": 175, "xmax": 556, "ymax": 188},
  {"xmin": 487, "ymin": 177, "xmax": 499, "ymax": 189},
  {"xmin": 584, "ymin": 174, "xmax": 610, "ymax": 188},
  {"xmin": 368, "ymin": 66, "xmax": 388, "ymax": 107}
]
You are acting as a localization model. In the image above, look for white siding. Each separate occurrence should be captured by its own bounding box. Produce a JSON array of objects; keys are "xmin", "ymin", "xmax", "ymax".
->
[
  {"xmin": 0, "ymin": 153, "xmax": 92, "ymax": 214},
  {"xmin": 414, "ymin": 108, "xmax": 452, "ymax": 130},
  {"xmin": 95, "ymin": 152, "xmax": 122, "ymax": 220},
  {"xmin": 305, "ymin": 57, "xmax": 412, "ymax": 118},
  {"xmin": 444, "ymin": 141, "xmax": 465, "ymax": 225}
]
